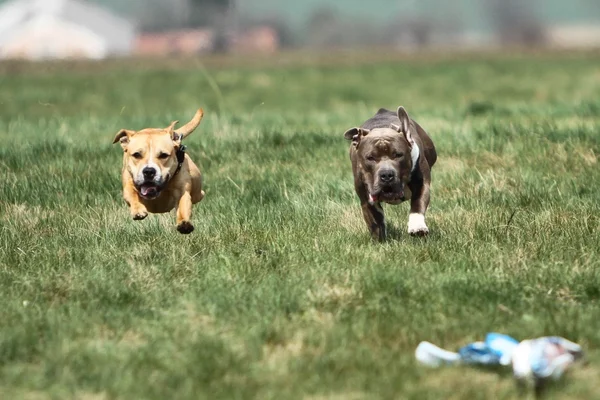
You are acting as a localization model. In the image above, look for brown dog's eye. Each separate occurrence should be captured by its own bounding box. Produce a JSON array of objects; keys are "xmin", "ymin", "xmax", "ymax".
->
[
  {"xmin": 366, "ymin": 155, "xmax": 376, "ymax": 162},
  {"xmin": 132, "ymin": 152, "xmax": 143, "ymax": 159},
  {"xmin": 395, "ymin": 152, "xmax": 404, "ymax": 159},
  {"xmin": 158, "ymin": 153, "xmax": 169, "ymax": 160}
]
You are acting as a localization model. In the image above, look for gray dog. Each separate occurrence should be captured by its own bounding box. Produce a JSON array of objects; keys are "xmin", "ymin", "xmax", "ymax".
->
[{"xmin": 344, "ymin": 106, "xmax": 437, "ymax": 241}]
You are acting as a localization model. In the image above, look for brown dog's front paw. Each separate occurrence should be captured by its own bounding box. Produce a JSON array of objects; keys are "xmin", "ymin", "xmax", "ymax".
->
[
  {"xmin": 132, "ymin": 210, "xmax": 148, "ymax": 220},
  {"xmin": 176, "ymin": 221, "xmax": 194, "ymax": 234}
]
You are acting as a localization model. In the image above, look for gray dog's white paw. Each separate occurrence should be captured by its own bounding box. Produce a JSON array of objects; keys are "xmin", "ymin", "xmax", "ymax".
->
[{"xmin": 407, "ymin": 213, "xmax": 429, "ymax": 236}]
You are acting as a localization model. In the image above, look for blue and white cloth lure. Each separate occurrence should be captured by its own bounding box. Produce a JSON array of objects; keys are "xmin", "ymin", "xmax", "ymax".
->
[
  {"xmin": 415, "ymin": 333, "xmax": 518, "ymax": 367},
  {"xmin": 511, "ymin": 336, "xmax": 583, "ymax": 381},
  {"xmin": 415, "ymin": 333, "xmax": 583, "ymax": 383}
]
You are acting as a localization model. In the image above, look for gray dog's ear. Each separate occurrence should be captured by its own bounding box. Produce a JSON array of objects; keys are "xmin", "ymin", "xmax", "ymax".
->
[
  {"xmin": 396, "ymin": 106, "xmax": 414, "ymax": 147},
  {"xmin": 344, "ymin": 127, "xmax": 370, "ymax": 146},
  {"xmin": 396, "ymin": 106, "xmax": 410, "ymax": 134},
  {"xmin": 113, "ymin": 129, "xmax": 135, "ymax": 150}
]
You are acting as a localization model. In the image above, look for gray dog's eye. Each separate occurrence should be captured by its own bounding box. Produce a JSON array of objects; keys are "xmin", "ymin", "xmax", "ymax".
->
[
  {"xmin": 394, "ymin": 152, "xmax": 404, "ymax": 159},
  {"xmin": 366, "ymin": 155, "xmax": 376, "ymax": 162}
]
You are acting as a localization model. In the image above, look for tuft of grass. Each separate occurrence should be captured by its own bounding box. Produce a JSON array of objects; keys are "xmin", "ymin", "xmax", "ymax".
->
[{"xmin": 0, "ymin": 51, "xmax": 599, "ymax": 399}]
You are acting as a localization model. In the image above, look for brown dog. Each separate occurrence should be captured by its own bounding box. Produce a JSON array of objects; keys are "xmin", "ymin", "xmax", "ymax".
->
[
  {"xmin": 344, "ymin": 106, "xmax": 437, "ymax": 241},
  {"xmin": 113, "ymin": 109, "xmax": 205, "ymax": 234}
]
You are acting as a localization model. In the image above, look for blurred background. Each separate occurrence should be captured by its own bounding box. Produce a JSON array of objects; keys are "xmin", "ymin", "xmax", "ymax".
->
[{"xmin": 0, "ymin": 0, "xmax": 599, "ymax": 60}]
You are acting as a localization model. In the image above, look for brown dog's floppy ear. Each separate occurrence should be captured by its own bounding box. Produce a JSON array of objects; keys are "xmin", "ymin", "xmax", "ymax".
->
[
  {"xmin": 165, "ymin": 120, "xmax": 179, "ymax": 134},
  {"xmin": 344, "ymin": 127, "xmax": 370, "ymax": 146},
  {"xmin": 174, "ymin": 108, "xmax": 204, "ymax": 140},
  {"xmin": 113, "ymin": 129, "xmax": 135, "ymax": 150},
  {"xmin": 165, "ymin": 120, "xmax": 181, "ymax": 144},
  {"xmin": 396, "ymin": 106, "xmax": 414, "ymax": 147}
]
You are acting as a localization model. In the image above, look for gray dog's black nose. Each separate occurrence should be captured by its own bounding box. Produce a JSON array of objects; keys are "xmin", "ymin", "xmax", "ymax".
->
[
  {"xmin": 143, "ymin": 167, "xmax": 156, "ymax": 179},
  {"xmin": 379, "ymin": 169, "xmax": 395, "ymax": 183}
]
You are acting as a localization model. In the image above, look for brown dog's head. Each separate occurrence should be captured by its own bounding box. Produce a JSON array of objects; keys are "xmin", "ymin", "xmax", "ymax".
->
[
  {"xmin": 113, "ymin": 109, "xmax": 204, "ymax": 199},
  {"xmin": 345, "ymin": 106, "xmax": 417, "ymax": 204}
]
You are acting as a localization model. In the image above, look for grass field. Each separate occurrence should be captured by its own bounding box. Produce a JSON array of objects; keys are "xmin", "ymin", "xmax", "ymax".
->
[{"xmin": 0, "ymin": 51, "xmax": 599, "ymax": 399}]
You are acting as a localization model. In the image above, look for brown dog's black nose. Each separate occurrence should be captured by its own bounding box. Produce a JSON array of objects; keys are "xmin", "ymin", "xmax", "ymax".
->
[
  {"xmin": 143, "ymin": 167, "xmax": 156, "ymax": 179},
  {"xmin": 379, "ymin": 169, "xmax": 395, "ymax": 183}
]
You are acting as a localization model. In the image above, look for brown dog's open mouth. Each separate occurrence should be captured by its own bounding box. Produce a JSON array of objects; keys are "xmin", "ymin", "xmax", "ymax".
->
[{"xmin": 138, "ymin": 184, "xmax": 162, "ymax": 199}]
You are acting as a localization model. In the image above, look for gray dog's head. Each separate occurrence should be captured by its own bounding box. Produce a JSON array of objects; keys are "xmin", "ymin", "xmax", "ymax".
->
[{"xmin": 345, "ymin": 107, "xmax": 418, "ymax": 204}]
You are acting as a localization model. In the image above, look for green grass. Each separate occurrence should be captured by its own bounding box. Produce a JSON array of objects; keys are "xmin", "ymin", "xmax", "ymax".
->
[{"xmin": 0, "ymin": 51, "xmax": 599, "ymax": 399}]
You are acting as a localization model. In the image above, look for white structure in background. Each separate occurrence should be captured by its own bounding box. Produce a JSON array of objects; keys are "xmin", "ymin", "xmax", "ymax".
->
[
  {"xmin": 0, "ymin": 0, "xmax": 136, "ymax": 60},
  {"xmin": 547, "ymin": 25, "xmax": 600, "ymax": 49}
]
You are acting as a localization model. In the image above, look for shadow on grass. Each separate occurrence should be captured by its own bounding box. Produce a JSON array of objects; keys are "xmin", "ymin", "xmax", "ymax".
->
[
  {"xmin": 386, "ymin": 224, "xmax": 437, "ymax": 243},
  {"xmin": 458, "ymin": 364, "xmax": 583, "ymax": 399},
  {"xmin": 386, "ymin": 225, "xmax": 407, "ymax": 242}
]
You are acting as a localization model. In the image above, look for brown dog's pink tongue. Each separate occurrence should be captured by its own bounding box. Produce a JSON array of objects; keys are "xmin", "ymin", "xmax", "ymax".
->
[
  {"xmin": 369, "ymin": 194, "xmax": 377, "ymax": 203},
  {"xmin": 141, "ymin": 185, "xmax": 155, "ymax": 196}
]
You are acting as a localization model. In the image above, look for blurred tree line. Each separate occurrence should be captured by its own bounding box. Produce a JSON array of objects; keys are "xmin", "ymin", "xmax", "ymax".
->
[
  {"xmin": 136, "ymin": 0, "xmax": 230, "ymax": 31},
  {"xmin": 85, "ymin": 0, "xmax": 600, "ymax": 50},
  {"xmin": 132, "ymin": 0, "xmax": 293, "ymax": 48},
  {"xmin": 132, "ymin": 0, "xmax": 552, "ymax": 48}
]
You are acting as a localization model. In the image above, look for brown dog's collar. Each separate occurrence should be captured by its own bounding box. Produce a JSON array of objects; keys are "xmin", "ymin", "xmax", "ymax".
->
[{"xmin": 172, "ymin": 144, "xmax": 186, "ymax": 178}]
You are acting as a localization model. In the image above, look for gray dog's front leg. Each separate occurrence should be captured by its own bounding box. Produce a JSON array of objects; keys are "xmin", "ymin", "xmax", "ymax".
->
[
  {"xmin": 361, "ymin": 201, "xmax": 386, "ymax": 241},
  {"xmin": 407, "ymin": 180, "xmax": 430, "ymax": 236}
]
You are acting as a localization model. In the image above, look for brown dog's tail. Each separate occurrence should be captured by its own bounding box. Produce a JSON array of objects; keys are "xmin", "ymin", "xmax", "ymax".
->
[{"xmin": 175, "ymin": 108, "xmax": 204, "ymax": 139}]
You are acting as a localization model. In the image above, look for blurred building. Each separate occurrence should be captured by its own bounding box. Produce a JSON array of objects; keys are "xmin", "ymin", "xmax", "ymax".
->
[
  {"xmin": 230, "ymin": 26, "xmax": 279, "ymax": 54},
  {"xmin": 134, "ymin": 26, "xmax": 280, "ymax": 56},
  {"xmin": 135, "ymin": 29, "xmax": 215, "ymax": 56},
  {"xmin": 0, "ymin": 0, "xmax": 136, "ymax": 60}
]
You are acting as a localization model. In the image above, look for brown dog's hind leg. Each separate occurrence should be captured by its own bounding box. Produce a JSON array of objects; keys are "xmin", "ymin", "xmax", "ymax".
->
[
  {"xmin": 361, "ymin": 202, "xmax": 386, "ymax": 242},
  {"xmin": 123, "ymin": 181, "xmax": 148, "ymax": 220},
  {"xmin": 176, "ymin": 191, "xmax": 194, "ymax": 234},
  {"xmin": 407, "ymin": 180, "xmax": 430, "ymax": 236},
  {"xmin": 192, "ymin": 190, "xmax": 205, "ymax": 204},
  {"xmin": 191, "ymin": 175, "xmax": 205, "ymax": 204}
]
